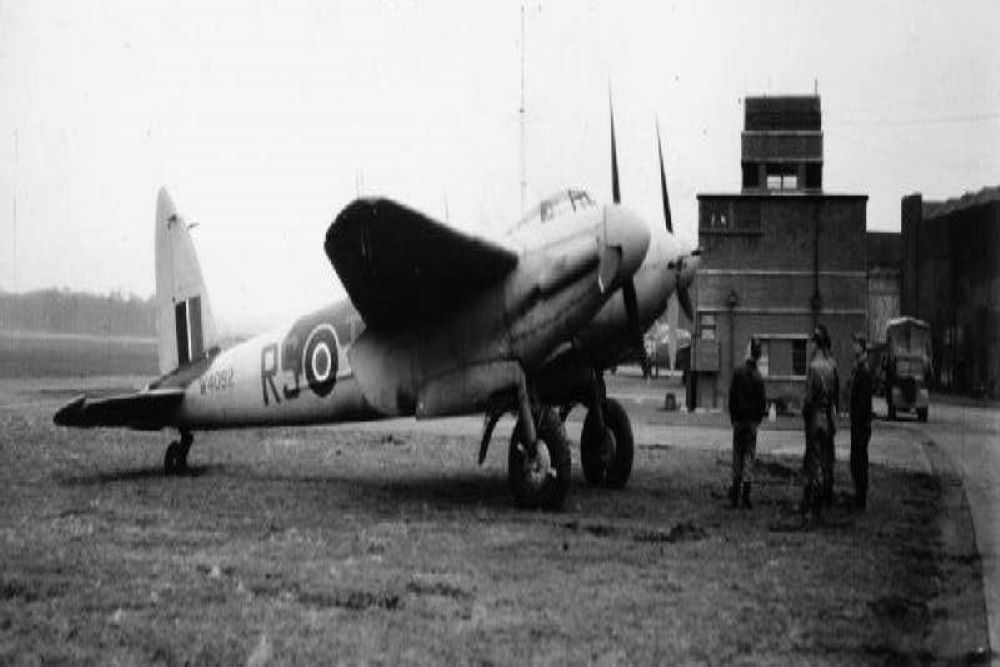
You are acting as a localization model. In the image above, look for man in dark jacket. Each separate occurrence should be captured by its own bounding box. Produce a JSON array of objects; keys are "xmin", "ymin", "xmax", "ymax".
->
[
  {"xmin": 728, "ymin": 336, "xmax": 767, "ymax": 509},
  {"xmin": 849, "ymin": 332, "xmax": 873, "ymax": 510}
]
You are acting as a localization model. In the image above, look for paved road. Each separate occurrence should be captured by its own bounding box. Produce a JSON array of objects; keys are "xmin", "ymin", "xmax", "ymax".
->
[{"xmin": 879, "ymin": 399, "xmax": 1000, "ymax": 662}]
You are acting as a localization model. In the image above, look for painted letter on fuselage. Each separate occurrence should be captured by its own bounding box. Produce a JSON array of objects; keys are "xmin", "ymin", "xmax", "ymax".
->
[{"xmin": 260, "ymin": 343, "xmax": 282, "ymax": 406}]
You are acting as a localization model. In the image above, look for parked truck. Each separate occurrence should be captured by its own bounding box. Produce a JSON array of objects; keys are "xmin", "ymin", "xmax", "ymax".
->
[{"xmin": 883, "ymin": 317, "xmax": 932, "ymax": 421}]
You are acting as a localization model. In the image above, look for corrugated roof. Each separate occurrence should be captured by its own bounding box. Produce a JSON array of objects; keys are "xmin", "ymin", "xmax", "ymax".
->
[{"xmin": 923, "ymin": 185, "xmax": 1000, "ymax": 219}]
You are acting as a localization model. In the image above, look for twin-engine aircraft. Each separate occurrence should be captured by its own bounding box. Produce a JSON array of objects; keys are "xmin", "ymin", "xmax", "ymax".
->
[{"xmin": 55, "ymin": 110, "xmax": 700, "ymax": 510}]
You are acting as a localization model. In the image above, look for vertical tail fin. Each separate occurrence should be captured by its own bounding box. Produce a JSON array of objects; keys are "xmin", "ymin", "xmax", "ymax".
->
[{"xmin": 155, "ymin": 188, "xmax": 218, "ymax": 374}]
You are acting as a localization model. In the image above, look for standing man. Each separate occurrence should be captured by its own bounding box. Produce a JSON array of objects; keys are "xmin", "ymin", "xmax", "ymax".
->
[
  {"xmin": 849, "ymin": 332, "xmax": 873, "ymax": 510},
  {"xmin": 802, "ymin": 324, "xmax": 839, "ymax": 522},
  {"xmin": 728, "ymin": 336, "xmax": 767, "ymax": 509}
]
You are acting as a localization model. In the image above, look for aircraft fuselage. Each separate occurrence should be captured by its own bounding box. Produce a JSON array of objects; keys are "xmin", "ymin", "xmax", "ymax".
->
[{"xmin": 155, "ymin": 204, "xmax": 647, "ymax": 430}]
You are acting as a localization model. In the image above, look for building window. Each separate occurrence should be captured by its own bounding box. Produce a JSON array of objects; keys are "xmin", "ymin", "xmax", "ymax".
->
[
  {"xmin": 758, "ymin": 340, "xmax": 770, "ymax": 377},
  {"xmin": 767, "ymin": 173, "xmax": 798, "ymax": 192},
  {"xmin": 733, "ymin": 200, "xmax": 761, "ymax": 229},
  {"xmin": 754, "ymin": 336, "xmax": 808, "ymax": 379},
  {"xmin": 700, "ymin": 200, "xmax": 762, "ymax": 233},
  {"xmin": 700, "ymin": 314, "xmax": 716, "ymax": 341},
  {"xmin": 792, "ymin": 339, "xmax": 807, "ymax": 375},
  {"xmin": 701, "ymin": 201, "xmax": 730, "ymax": 230},
  {"xmin": 805, "ymin": 163, "xmax": 822, "ymax": 189}
]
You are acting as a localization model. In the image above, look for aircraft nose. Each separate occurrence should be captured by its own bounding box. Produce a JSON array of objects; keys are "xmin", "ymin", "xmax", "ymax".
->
[{"xmin": 599, "ymin": 204, "xmax": 651, "ymax": 292}]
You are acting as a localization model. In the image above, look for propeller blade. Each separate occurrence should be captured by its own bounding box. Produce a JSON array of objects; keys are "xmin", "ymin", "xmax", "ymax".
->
[
  {"xmin": 609, "ymin": 94, "xmax": 647, "ymax": 375},
  {"xmin": 677, "ymin": 283, "xmax": 695, "ymax": 322},
  {"xmin": 656, "ymin": 118, "xmax": 673, "ymax": 234},
  {"xmin": 622, "ymin": 279, "xmax": 650, "ymax": 377},
  {"xmin": 610, "ymin": 93, "xmax": 621, "ymax": 205}
]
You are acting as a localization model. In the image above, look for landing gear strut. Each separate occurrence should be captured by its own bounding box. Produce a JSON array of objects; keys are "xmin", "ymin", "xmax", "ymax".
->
[
  {"xmin": 164, "ymin": 431, "xmax": 193, "ymax": 475},
  {"xmin": 506, "ymin": 374, "xmax": 571, "ymax": 510}
]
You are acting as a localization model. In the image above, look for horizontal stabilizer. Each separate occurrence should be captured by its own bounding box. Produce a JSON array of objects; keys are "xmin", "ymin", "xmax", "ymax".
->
[{"xmin": 53, "ymin": 388, "xmax": 186, "ymax": 431}]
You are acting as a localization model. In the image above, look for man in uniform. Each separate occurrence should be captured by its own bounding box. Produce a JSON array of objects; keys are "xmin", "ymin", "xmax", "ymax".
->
[
  {"xmin": 728, "ymin": 336, "xmax": 767, "ymax": 509},
  {"xmin": 849, "ymin": 332, "xmax": 873, "ymax": 510},
  {"xmin": 802, "ymin": 324, "xmax": 839, "ymax": 522}
]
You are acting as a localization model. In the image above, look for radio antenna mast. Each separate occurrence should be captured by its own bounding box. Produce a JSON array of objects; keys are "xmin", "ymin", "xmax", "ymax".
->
[
  {"xmin": 519, "ymin": 4, "xmax": 527, "ymax": 214},
  {"xmin": 11, "ymin": 130, "xmax": 16, "ymax": 292}
]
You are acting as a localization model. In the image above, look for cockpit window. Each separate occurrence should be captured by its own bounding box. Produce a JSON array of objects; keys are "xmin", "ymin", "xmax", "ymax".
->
[
  {"xmin": 568, "ymin": 189, "xmax": 594, "ymax": 210},
  {"xmin": 509, "ymin": 189, "xmax": 596, "ymax": 234}
]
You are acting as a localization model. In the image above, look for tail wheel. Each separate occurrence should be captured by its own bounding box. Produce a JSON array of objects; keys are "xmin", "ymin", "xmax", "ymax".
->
[
  {"xmin": 581, "ymin": 398, "xmax": 634, "ymax": 489},
  {"xmin": 508, "ymin": 407, "xmax": 571, "ymax": 510},
  {"xmin": 917, "ymin": 407, "xmax": 928, "ymax": 422},
  {"xmin": 164, "ymin": 432, "xmax": 192, "ymax": 475},
  {"xmin": 164, "ymin": 441, "xmax": 183, "ymax": 475}
]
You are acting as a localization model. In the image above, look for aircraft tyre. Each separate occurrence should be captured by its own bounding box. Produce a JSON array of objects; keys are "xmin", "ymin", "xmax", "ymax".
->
[
  {"xmin": 509, "ymin": 407, "xmax": 571, "ymax": 510},
  {"xmin": 164, "ymin": 432, "xmax": 193, "ymax": 475},
  {"xmin": 164, "ymin": 441, "xmax": 185, "ymax": 475},
  {"xmin": 581, "ymin": 398, "xmax": 634, "ymax": 489},
  {"xmin": 917, "ymin": 406, "xmax": 928, "ymax": 422}
]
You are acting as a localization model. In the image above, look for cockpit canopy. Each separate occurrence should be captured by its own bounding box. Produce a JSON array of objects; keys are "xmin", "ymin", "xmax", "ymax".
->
[{"xmin": 507, "ymin": 189, "xmax": 597, "ymax": 235}]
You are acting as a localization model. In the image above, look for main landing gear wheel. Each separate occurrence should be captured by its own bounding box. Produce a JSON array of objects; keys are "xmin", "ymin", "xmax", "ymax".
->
[
  {"xmin": 581, "ymin": 397, "xmax": 634, "ymax": 489},
  {"xmin": 508, "ymin": 407, "xmax": 571, "ymax": 510},
  {"xmin": 164, "ymin": 432, "xmax": 193, "ymax": 475}
]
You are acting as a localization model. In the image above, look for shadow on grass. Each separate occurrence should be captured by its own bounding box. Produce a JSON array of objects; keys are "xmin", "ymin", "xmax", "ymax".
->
[
  {"xmin": 300, "ymin": 471, "xmax": 515, "ymax": 513},
  {"xmin": 56, "ymin": 464, "xmax": 221, "ymax": 486}
]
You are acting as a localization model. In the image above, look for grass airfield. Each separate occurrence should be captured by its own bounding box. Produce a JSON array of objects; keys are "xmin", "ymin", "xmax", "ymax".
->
[{"xmin": 0, "ymin": 337, "xmax": 992, "ymax": 663}]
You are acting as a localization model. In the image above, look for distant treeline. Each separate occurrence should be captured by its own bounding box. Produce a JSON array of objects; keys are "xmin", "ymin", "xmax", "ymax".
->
[{"xmin": 0, "ymin": 289, "xmax": 156, "ymax": 338}]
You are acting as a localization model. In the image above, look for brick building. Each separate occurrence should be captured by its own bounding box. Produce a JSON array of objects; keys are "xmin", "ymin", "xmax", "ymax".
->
[
  {"xmin": 867, "ymin": 231, "xmax": 903, "ymax": 346},
  {"xmin": 689, "ymin": 95, "xmax": 868, "ymax": 411},
  {"xmin": 901, "ymin": 187, "xmax": 1000, "ymax": 396}
]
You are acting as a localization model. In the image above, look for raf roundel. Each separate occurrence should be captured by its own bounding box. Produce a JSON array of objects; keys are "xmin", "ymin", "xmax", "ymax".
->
[{"xmin": 303, "ymin": 324, "xmax": 339, "ymax": 397}]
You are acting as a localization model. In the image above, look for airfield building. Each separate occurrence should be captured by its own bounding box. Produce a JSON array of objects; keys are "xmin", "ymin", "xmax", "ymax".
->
[
  {"xmin": 867, "ymin": 231, "xmax": 903, "ymax": 347},
  {"xmin": 689, "ymin": 95, "xmax": 868, "ymax": 412},
  {"xmin": 901, "ymin": 187, "xmax": 1000, "ymax": 397}
]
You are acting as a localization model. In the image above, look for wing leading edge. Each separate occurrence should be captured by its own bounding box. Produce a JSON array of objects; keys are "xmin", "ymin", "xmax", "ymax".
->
[{"xmin": 325, "ymin": 198, "xmax": 519, "ymax": 330}]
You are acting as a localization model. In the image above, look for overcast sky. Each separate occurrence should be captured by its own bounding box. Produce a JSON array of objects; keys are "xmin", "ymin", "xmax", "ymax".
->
[{"xmin": 1, "ymin": 0, "xmax": 998, "ymax": 331}]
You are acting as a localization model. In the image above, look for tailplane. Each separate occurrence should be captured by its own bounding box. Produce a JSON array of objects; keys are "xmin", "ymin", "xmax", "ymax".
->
[{"xmin": 155, "ymin": 188, "xmax": 219, "ymax": 374}]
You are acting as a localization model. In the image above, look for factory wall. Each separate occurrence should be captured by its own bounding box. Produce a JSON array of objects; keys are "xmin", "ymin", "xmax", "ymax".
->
[{"xmin": 901, "ymin": 192, "xmax": 1000, "ymax": 396}]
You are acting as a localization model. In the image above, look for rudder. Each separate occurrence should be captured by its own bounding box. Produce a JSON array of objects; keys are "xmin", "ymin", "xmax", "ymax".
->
[{"xmin": 155, "ymin": 188, "xmax": 218, "ymax": 373}]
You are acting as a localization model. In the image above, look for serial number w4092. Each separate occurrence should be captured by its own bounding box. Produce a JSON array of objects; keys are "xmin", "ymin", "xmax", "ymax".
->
[{"xmin": 200, "ymin": 367, "xmax": 234, "ymax": 395}]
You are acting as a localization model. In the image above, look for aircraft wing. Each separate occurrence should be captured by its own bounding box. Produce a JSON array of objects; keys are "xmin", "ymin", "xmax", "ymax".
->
[
  {"xmin": 53, "ymin": 388, "xmax": 186, "ymax": 431},
  {"xmin": 325, "ymin": 197, "xmax": 519, "ymax": 330}
]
